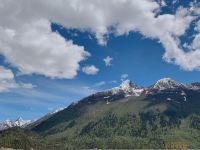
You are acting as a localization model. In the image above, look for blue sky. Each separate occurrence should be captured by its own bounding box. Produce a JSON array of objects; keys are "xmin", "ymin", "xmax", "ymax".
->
[{"xmin": 0, "ymin": 0, "xmax": 200, "ymax": 121}]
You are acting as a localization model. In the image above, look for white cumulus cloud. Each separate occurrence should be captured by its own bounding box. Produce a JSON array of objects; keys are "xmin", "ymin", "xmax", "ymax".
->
[
  {"xmin": 0, "ymin": 0, "xmax": 90, "ymax": 79},
  {"xmin": 103, "ymin": 56, "xmax": 113, "ymax": 66},
  {"xmin": 82, "ymin": 65, "xmax": 99, "ymax": 75},
  {"xmin": 0, "ymin": 0, "xmax": 200, "ymax": 71}
]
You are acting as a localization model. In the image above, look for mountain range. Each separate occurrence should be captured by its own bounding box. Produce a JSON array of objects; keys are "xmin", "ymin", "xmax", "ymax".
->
[
  {"xmin": 0, "ymin": 117, "xmax": 32, "ymax": 131},
  {"xmin": 0, "ymin": 78, "xmax": 200, "ymax": 149}
]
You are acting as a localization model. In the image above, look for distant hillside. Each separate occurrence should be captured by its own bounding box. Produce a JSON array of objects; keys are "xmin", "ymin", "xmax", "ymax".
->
[{"xmin": 0, "ymin": 78, "xmax": 200, "ymax": 149}]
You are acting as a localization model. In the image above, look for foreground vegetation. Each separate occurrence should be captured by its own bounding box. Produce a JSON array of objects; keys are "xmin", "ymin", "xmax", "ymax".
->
[
  {"xmin": 0, "ymin": 111, "xmax": 200, "ymax": 149},
  {"xmin": 1, "ymin": 93, "xmax": 200, "ymax": 149}
]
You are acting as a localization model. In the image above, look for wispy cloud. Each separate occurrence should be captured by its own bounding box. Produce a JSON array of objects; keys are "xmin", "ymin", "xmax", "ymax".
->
[
  {"xmin": 95, "ymin": 81, "xmax": 106, "ymax": 87},
  {"xmin": 121, "ymin": 74, "xmax": 129, "ymax": 81},
  {"xmin": 0, "ymin": 66, "xmax": 34, "ymax": 92},
  {"xmin": 109, "ymin": 80, "xmax": 117, "ymax": 84}
]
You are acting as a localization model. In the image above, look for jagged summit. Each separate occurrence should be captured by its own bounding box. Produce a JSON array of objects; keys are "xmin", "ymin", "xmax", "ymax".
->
[
  {"xmin": 0, "ymin": 117, "xmax": 32, "ymax": 131},
  {"xmin": 15, "ymin": 117, "xmax": 31, "ymax": 127},
  {"xmin": 0, "ymin": 119, "xmax": 14, "ymax": 131},
  {"xmin": 99, "ymin": 78, "xmax": 200, "ymax": 98},
  {"xmin": 152, "ymin": 78, "xmax": 184, "ymax": 90},
  {"xmin": 16, "ymin": 117, "xmax": 23, "ymax": 122},
  {"xmin": 191, "ymin": 82, "xmax": 200, "ymax": 87},
  {"xmin": 119, "ymin": 79, "xmax": 138, "ymax": 90},
  {"xmin": 3, "ymin": 119, "xmax": 14, "ymax": 128},
  {"xmin": 109, "ymin": 79, "xmax": 144, "ymax": 97}
]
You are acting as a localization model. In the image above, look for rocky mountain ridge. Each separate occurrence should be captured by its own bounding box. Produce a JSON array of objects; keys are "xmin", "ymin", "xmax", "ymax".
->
[
  {"xmin": 0, "ymin": 117, "xmax": 32, "ymax": 131},
  {"xmin": 1, "ymin": 78, "xmax": 200, "ymax": 131}
]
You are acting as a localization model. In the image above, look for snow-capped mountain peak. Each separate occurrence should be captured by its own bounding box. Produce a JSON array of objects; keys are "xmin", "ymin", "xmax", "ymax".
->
[
  {"xmin": 0, "ymin": 119, "xmax": 14, "ymax": 131},
  {"xmin": 152, "ymin": 78, "xmax": 183, "ymax": 90},
  {"xmin": 0, "ymin": 117, "xmax": 33, "ymax": 131},
  {"xmin": 15, "ymin": 117, "xmax": 31, "ymax": 127},
  {"xmin": 186, "ymin": 82, "xmax": 200, "ymax": 90},
  {"xmin": 119, "ymin": 80, "xmax": 137, "ymax": 90},
  {"xmin": 3, "ymin": 119, "xmax": 14, "ymax": 128},
  {"xmin": 110, "ymin": 79, "xmax": 144, "ymax": 97}
]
